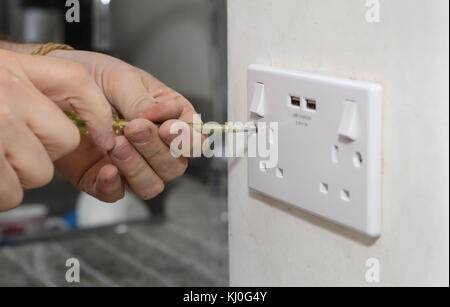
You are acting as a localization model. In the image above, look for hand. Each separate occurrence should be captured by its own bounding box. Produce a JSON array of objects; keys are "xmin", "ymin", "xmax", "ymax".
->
[
  {"xmin": 51, "ymin": 50, "xmax": 201, "ymax": 202},
  {"xmin": 0, "ymin": 49, "xmax": 116, "ymax": 210}
]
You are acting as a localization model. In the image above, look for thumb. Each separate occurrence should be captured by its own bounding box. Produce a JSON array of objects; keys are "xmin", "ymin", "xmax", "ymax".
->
[
  {"xmin": 101, "ymin": 71, "xmax": 184, "ymax": 122},
  {"xmin": 13, "ymin": 51, "xmax": 116, "ymax": 151},
  {"xmin": 105, "ymin": 71, "xmax": 158, "ymax": 120},
  {"xmin": 111, "ymin": 77, "xmax": 185, "ymax": 123}
]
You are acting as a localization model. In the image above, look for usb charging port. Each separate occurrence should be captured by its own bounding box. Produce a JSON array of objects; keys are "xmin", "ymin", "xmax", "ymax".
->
[
  {"xmin": 290, "ymin": 96, "xmax": 301, "ymax": 107},
  {"xmin": 306, "ymin": 98, "xmax": 317, "ymax": 111}
]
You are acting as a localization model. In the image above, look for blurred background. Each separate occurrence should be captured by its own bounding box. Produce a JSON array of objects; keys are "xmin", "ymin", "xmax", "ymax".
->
[{"xmin": 0, "ymin": 0, "xmax": 228, "ymax": 286}]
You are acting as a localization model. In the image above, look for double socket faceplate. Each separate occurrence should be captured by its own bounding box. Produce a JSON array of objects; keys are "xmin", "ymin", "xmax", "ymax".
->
[{"xmin": 247, "ymin": 65, "xmax": 382, "ymax": 237}]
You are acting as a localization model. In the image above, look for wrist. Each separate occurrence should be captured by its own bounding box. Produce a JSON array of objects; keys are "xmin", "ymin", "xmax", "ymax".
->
[
  {"xmin": 0, "ymin": 41, "xmax": 41, "ymax": 54},
  {"xmin": 46, "ymin": 49, "xmax": 92, "ymax": 70}
]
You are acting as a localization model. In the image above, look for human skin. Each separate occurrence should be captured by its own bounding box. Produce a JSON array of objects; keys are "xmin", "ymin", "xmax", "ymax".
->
[
  {"xmin": 0, "ymin": 49, "xmax": 117, "ymax": 210},
  {"xmin": 0, "ymin": 42, "xmax": 202, "ymax": 204}
]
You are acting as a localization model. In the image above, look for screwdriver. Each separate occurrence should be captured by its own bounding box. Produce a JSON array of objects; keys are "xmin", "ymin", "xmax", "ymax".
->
[{"xmin": 64, "ymin": 110, "xmax": 257, "ymax": 135}]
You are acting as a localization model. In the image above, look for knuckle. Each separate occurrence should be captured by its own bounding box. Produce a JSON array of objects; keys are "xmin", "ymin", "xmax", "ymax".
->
[
  {"xmin": 67, "ymin": 130, "xmax": 81, "ymax": 153},
  {"xmin": 41, "ymin": 164, "xmax": 55, "ymax": 187},
  {"xmin": 34, "ymin": 162, "xmax": 55, "ymax": 188},
  {"xmin": 141, "ymin": 181, "xmax": 164, "ymax": 200},
  {"xmin": 145, "ymin": 141, "xmax": 163, "ymax": 159},
  {"xmin": 127, "ymin": 94, "xmax": 153, "ymax": 118},
  {"xmin": 165, "ymin": 159, "xmax": 188, "ymax": 181},
  {"xmin": 126, "ymin": 166, "xmax": 145, "ymax": 180},
  {"xmin": 151, "ymin": 181, "xmax": 165, "ymax": 198},
  {"xmin": 174, "ymin": 93, "xmax": 184, "ymax": 101},
  {"xmin": 173, "ymin": 92, "xmax": 191, "ymax": 106},
  {"xmin": 60, "ymin": 122, "xmax": 81, "ymax": 155},
  {"xmin": 124, "ymin": 66, "xmax": 139, "ymax": 76},
  {"xmin": 160, "ymin": 86, "xmax": 177, "ymax": 96},
  {"xmin": 0, "ymin": 188, "xmax": 24, "ymax": 212},
  {"xmin": 175, "ymin": 159, "xmax": 188, "ymax": 177},
  {"xmin": 0, "ymin": 68, "xmax": 21, "ymax": 91},
  {"xmin": 64, "ymin": 61, "xmax": 90, "ymax": 84},
  {"xmin": 11, "ymin": 189, "xmax": 24, "ymax": 209},
  {"xmin": 0, "ymin": 102, "xmax": 15, "ymax": 126}
]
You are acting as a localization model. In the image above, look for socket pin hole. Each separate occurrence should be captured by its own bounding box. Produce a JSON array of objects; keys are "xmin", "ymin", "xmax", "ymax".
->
[
  {"xmin": 353, "ymin": 152, "xmax": 363, "ymax": 167},
  {"xmin": 320, "ymin": 182, "xmax": 329, "ymax": 194},
  {"xmin": 341, "ymin": 189, "xmax": 350, "ymax": 202},
  {"xmin": 332, "ymin": 145, "xmax": 339, "ymax": 163},
  {"xmin": 276, "ymin": 168, "xmax": 284, "ymax": 178},
  {"xmin": 259, "ymin": 161, "xmax": 268, "ymax": 173}
]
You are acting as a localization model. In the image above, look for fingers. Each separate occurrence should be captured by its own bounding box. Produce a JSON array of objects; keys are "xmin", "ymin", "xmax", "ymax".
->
[
  {"xmin": 0, "ymin": 66, "xmax": 87, "ymax": 210},
  {"xmin": 0, "ymin": 153, "xmax": 23, "ymax": 212},
  {"xmin": 137, "ymin": 100, "xmax": 184, "ymax": 123},
  {"xmin": 102, "ymin": 68, "xmax": 185, "ymax": 122},
  {"xmin": 0, "ymin": 118, "xmax": 54, "ymax": 190},
  {"xmin": 0, "ymin": 69, "xmax": 57, "ymax": 192},
  {"xmin": 54, "ymin": 134, "xmax": 106, "ymax": 189},
  {"xmin": 109, "ymin": 135, "xmax": 164, "ymax": 200},
  {"xmin": 103, "ymin": 70, "xmax": 158, "ymax": 120},
  {"xmin": 159, "ymin": 119, "xmax": 190, "ymax": 145},
  {"xmin": 158, "ymin": 119, "xmax": 205, "ymax": 159},
  {"xmin": 147, "ymin": 84, "xmax": 196, "ymax": 118},
  {"xmin": 124, "ymin": 119, "xmax": 188, "ymax": 181},
  {"xmin": 94, "ymin": 164, "xmax": 125, "ymax": 203},
  {"xmin": 0, "ymin": 66, "xmax": 80, "ymax": 161},
  {"xmin": 21, "ymin": 86, "xmax": 81, "ymax": 161},
  {"xmin": 13, "ymin": 52, "xmax": 115, "ymax": 151},
  {"xmin": 137, "ymin": 77, "xmax": 205, "ymax": 157},
  {"xmin": 55, "ymin": 138, "xmax": 125, "ymax": 203}
]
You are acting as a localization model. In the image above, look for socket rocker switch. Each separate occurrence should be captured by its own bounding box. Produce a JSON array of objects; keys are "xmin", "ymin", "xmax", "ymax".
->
[
  {"xmin": 250, "ymin": 82, "xmax": 265, "ymax": 117},
  {"xmin": 338, "ymin": 101, "xmax": 360, "ymax": 141}
]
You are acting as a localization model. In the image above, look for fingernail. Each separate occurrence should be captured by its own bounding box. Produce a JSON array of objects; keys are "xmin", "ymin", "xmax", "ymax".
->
[
  {"xmin": 129, "ymin": 129, "xmax": 151, "ymax": 144},
  {"xmin": 112, "ymin": 143, "xmax": 133, "ymax": 161}
]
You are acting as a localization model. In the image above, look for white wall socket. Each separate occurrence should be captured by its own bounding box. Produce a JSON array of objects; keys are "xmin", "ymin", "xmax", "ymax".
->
[{"xmin": 247, "ymin": 65, "xmax": 382, "ymax": 237}]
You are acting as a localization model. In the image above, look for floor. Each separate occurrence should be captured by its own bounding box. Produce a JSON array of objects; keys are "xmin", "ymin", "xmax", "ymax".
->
[{"xmin": 0, "ymin": 176, "xmax": 229, "ymax": 286}]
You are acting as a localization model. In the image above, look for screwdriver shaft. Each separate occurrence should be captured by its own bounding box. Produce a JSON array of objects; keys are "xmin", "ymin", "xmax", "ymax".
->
[{"xmin": 64, "ymin": 110, "xmax": 256, "ymax": 135}]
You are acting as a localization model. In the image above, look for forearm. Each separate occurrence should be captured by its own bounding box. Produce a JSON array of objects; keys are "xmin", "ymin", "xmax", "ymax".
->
[{"xmin": 0, "ymin": 40, "xmax": 40, "ymax": 54}]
